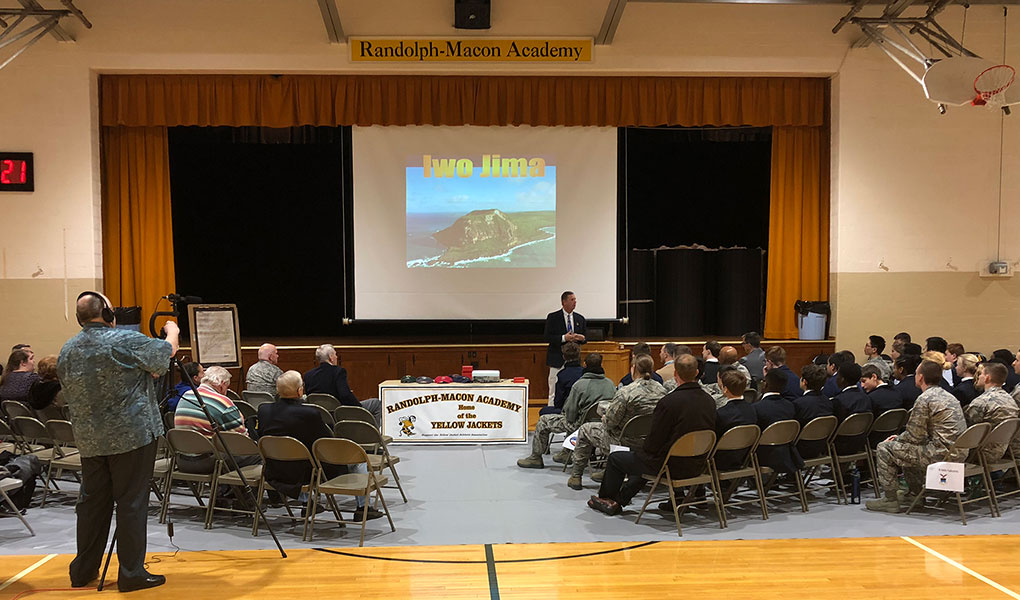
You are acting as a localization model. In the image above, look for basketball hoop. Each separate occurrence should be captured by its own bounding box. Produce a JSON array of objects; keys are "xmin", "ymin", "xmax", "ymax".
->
[{"xmin": 973, "ymin": 64, "xmax": 1016, "ymax": 108}]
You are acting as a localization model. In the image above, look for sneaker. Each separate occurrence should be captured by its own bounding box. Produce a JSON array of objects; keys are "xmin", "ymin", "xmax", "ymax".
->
[
  {"xmin": 590, "ymin": 470, "xmax": 604, "ymax": 482},
  {"xmin": 552, "ymin": 450, "xmax": 571, "ymax": 464},
  {"xmin": 865, "ymin": 495, "xmax": 901, "ymax": 513},
  {"xmin": 567, "ymin": 475, "xmax": 583, "ymax": 490},
  {"xmin": 517, "ymin": 454, "xmax": 545, "ymax": 469}
]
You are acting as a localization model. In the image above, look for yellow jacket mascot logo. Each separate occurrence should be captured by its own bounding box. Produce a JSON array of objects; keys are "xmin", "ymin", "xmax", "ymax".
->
[{"xmin": 399, "ymin": 415, "xmax": 417, "ymax": 437}]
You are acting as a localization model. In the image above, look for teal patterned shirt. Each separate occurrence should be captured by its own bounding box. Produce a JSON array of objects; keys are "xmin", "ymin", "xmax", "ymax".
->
[{"xmin": 57, "ymin": 322, "xmax": 173, "ymax": 457}]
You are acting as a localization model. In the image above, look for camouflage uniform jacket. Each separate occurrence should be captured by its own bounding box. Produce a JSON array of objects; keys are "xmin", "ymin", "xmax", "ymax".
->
[
  {"xmin": 867, "ymin": 356, "xmax": 893, "ymax": 382},
  {"xmin": 964, "ymin": 387, "xmax": 1020, "ymax": 460},
  {"xmin": 898, "ymin": 385, "xmax": 967, "ymax": 462},
  {"xmin": 245, "ymin": 360, "xmax": 283, "ymax": 394},
  {"xmin": 56, "ymin": 322, "xmax": 173, "ymax": 458},
  {"xmin": 603, "ymin": 378, "xmax": 666, "ymax": 447}
]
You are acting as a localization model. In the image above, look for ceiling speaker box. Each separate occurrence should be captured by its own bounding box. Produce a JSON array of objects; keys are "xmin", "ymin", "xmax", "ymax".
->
[{"xmin": 455, "ymin": 0, "xmax": 490, "ymax": 29}]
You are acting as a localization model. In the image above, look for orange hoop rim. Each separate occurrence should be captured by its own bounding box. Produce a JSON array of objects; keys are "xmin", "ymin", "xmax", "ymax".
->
[{"xmin": 973, "ymin": 64, "xmax": 1016, "ymax": 105}]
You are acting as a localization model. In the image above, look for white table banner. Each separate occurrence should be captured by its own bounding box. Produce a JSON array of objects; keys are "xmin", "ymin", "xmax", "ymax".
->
[{"xmin": 379, "ymin": 381, "xmax": 528, "ymax": 443}]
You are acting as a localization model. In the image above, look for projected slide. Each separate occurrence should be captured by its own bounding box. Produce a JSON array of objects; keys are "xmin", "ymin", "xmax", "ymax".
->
[{"xmin": 406, "ymin": 156, "xmax": 556, "ymax": 268}]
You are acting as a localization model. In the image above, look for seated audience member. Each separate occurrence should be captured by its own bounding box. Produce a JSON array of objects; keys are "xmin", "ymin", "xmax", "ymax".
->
[
  {"xmin": 27, "ymin": 355, "xmax": 64, "ymax": 420},
  {"xmin": 740, "ymin": 331, "xmax": 766, "ymax": 383},
  {"xmin": 618, "ymin": 342, "xmax": 664, "ymax": 388},
  {"xmin": 945, "ymin": 343, "xmax": 965, "ymax": 387},
  {"xmin": 864, "ymin": 335, "xmax": 893, "ymax": 382},
  {"xmin": 923, "ymin": 337, "xmax": 953, "ymax": 387},
  {"xmin": 586, "ymin": 355, "xmax": 715, "ymax": 516},
  {"xmin": 831, "ymin": 363, "xmax": 872, "ymax": 455},
  {"xmin": 246, "ymin": 343, "xmax": 282, "ymax": 394},
  {"xmin": 541, "ymin": 342, "xmax": 583, "ymax": 416},
  {"xmin": 951, "ymin": 353, "xmax": 980, "ymax": 407},
  {"xmin": 714, "ymin": 369, "xmax": 757, "ymax": 470},
  {"xmin": 812, "ymin": 354, "xmax": 829, "ymax": 367},
  {"xmin": 656, "ymin": 342, "xmax": 678, "ymax": 382},
  {"xmin": 167, "ymin": 362, "xmax": 204, "ymax": 412},
  {"xmin": 0, "ymin": 348, "xmax": 39, "ymax": 404},
  {"xmin": 754, "ymin": 369, "xmax": 802, "ymax": 475},
  {"xmin": 566, "ymin": 354, "xmax": 665, "ymax": 490},
  {"xmin": 718, "ymin": 346, "xmax": 752, "ymax": 387},
  {"xmin": 991, "ymin": 349, "xmax": 1020, "ymax": 393},
  {"xmin": 257, "ymin": 371, "xmax": 381, "ymax": 519},
  {"xmin": 793, "ymin": 364, "xmax": 834, "ymax": 459},
  {"xmin": 867, "ymin": 361, "xmax": 967, "ymax": 513},
  {"xmin": 921, "ymin": 351, "xmax": 954, "ymax": 392},
  {"xmin": 894, "ymin": 354, "xmax": 924, "ymax": 410},
  {"xmin": 893, "ymin": 332, "xmax": 911, "ymax": 346},
  {"xmin": 822, "ymin": 351, "xmax": 855, "ymax": 398},
  {"xmin": 662, "ymin": 345, "xmax": 693, "ymax": 393},
  {"xmin": 861, "ymin": 364, "xmax": 902, "ymax": 416},
  {"xmin": 174, "ymin": 366, "xmax": 257, "ymax": 474},
  {"xmin": 764, "ymin": 346, "xmax": 801, "ymax": 401},
  {"xmin": 519, "ymin": 353, "xmax": 616, "ymax": 469},
  {"xmin": 303, "ymin": 344, "xmax": 383, "ymax": 425},
  {"xmin": 1012, "ymin": 353, "xmax": 1020, "ymax": 404},
  {"xmin": 889, "ymin": 341, "xmax": 904, "ymax": 366},
  {"xmin": 701, "ymin": 341, "xmax": 722, "ymax": 385},
  {"xmin": 964, "ymin": 362, "xmax": 1019, "ymax": 463}
]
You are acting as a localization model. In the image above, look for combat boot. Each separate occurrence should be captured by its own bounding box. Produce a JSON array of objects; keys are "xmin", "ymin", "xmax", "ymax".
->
[
  {"xmin": 517, "ymin": 454, "xmax": 545, "ymax": 469},
  {"xmin": 865, "ymin": 490, "xmax": 901, "ymax": 513},
  {"xmin": 567, "ymin": 475, "xmax": 583, "ymax": 490},
  {"xmin": 590, "ymin": 470, "xmax": 605, "ymax": 482},
  {"xmin": 552, "ymin": 449, "xmax": 571, "ymax": 464}
]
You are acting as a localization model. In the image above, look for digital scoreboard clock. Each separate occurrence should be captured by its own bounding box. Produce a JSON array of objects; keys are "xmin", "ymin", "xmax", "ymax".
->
[{"xmin": 0, "ymin": 153, "xmax": 34, "ymax": 192}]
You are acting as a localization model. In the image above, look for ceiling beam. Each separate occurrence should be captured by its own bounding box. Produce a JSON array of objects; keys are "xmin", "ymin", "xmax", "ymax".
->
[
  {"xmin": 315, "ymin": 0, "xmax": 345, "ymax": 44},
  {"xmin": 596, "ymin": 0, "xmax": 628, "ymax": 45},
  {"xmin": 16, "ymin": 0, "xmax": 72, "ymax": 41}
]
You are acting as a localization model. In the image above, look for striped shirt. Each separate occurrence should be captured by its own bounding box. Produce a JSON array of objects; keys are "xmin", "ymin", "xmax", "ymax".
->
[{"xmin": 174, "ymin": 383, "xmax": 247, "ymax": 438}]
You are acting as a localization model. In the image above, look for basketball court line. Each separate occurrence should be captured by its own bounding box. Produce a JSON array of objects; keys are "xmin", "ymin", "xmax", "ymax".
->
[
  {"xmin": 901, "ymin": 536, "xmax": 1020, "ymax": 600},
  {"xmin": 0, "ymin": 554, "xmax": 57, "ymax": 594},
  {"xmin": 312, "ymin": 540, "xmax": 658, "ymax": 564}
]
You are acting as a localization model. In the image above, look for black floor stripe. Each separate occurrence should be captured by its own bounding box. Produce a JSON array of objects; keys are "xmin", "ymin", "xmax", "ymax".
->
[
  {"xmin": 484, "ymin": 544, "xmax": 500, "ymax": 600},
  {"xmin": 312, "ymin": 540, "xmax": 659, "ymax": 564}
]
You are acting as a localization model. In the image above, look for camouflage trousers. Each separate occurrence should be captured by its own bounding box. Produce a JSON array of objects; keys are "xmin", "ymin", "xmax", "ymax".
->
[
  {"xmin": 570, "ymin": 422, "xmax": 611, "ymax": 477},
  {"xmin": 533, "ymin": 414, "xmax": 572, "ymax": 455},
  {"xmin": 875, "ymin": 439, "xmax": 940, "ymax": 494}
]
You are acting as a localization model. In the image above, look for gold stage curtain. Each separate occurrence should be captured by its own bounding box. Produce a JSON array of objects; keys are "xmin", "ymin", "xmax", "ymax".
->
[
  {"xmin": 765, "ymin": 126, "xmax": 829, "ymax": 339},
  {"xmin": 100, "ymin": 74, "xmax": 826, "ymax": 128},
  {"xmin": 101, "ymin": 126, "xmax": 176, "ymax": 332}
]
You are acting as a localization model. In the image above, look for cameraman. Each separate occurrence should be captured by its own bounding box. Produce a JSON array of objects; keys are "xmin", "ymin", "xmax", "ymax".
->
[{"xmin": 57, "ymin": 291, "xmax": 179, "ymax": 592}]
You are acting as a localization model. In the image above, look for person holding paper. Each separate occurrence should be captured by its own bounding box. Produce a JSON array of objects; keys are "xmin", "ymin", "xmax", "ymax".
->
[{"xmin": 866, "ymin": 360, "xmax": 966, "ymax": 514}]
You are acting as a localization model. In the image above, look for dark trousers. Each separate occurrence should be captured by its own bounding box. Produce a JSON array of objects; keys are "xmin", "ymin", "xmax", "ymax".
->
[
  {"xmin": 69, "ymin": 440, "xmax": 157, "ymax": 584},
  {"xmin": 597, "ymin": 451, "xmax": 657, "ymax": 505}
]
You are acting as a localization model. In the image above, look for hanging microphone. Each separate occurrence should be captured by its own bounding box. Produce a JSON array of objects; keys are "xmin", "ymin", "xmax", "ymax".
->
[{"xmin": 164, "ymin": 293, "xmax": 203, "ymax": 304}]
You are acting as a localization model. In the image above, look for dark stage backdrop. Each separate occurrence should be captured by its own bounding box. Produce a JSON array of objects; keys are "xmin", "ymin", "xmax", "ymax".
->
[{"xmin": 616, "ymin": 127, "xmax": 771, "ymax": 338}]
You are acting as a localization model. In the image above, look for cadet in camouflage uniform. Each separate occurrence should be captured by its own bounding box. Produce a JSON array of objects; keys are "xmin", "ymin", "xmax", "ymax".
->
[
  {"xmin": 566, "ymin": 355, "xmax": 665, "ymax": 489},
  {"xmin": 518, "ymin": 353, "xmax": 615, "ymax": 469},
  {"xmin": 866, "ymin": 361, "xmax": 966, "ymax": 513},
  {"xmin": 964, "ymin": 362, "xmax": 1020, "ymax": 462},
  {"xmin": 57, "ymin": 292, "xmax": 178, "ymax": 592}
]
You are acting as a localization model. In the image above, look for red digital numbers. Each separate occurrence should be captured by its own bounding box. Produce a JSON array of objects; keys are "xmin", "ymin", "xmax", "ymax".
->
[
  {"xmin": 0, "ymin": 154, "xmax": 33, "ymax": 190},
  {"xmin": 0, "ymin": 159, "xmax": 26, "ymax": 184}
]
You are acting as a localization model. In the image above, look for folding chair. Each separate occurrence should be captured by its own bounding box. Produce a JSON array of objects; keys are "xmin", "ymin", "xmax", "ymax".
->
[
  {"xmin": 235, "ymin": 400, "xmax": 257, "ymax": 422},
  {"xmin": 309, "ymin": 438, "xmax": 395, "ymax": 546},
  {"xmin": 754, "ymin": 420, "xmax": 808, "ymax": 512},
  {"xmin": 0, "ymin": 419, "xmax": 18, "ymax": 454},
  {"xmin": 635, "ymin": 429, "xmax": 722, "ymax": 536},
  {"xmin": 255, "ymin": 435, "xmax": 316, "ymax": 537},
  {"xmin": 41, "ymin": 420, "xmax": 83, "ymax": 506},
  {"xmin": 1, "ymin": 401, "xmax": 33, "ymax": 421},
  {"xmin": 795, "ymin": 416, "xmax": 840, "ymax": 504},
  {"xmin": 150, "ymin": 436, "xmax": 172, "ymax": 504},
  {"xmin": 334, "ymin": 420, "xmax": 407, "ymax": 503},
  {"xmin": 334, "ymin": 406, "xmax": 392, "ymax": 446},
  {"xmin": 242, "ymin": 390, "xmax": 275, "ymax": 407},
  {"xmin": 209, "ymin": 431, "xmax": 264, "ymax": 533},
  {"xmin": 711, "ymin": 424, "xmax": 766, "ymax": 526},
  {"xmin": 869, "ymin": 408, "xmax": 909, "ymax": 450},
  {"xmin": 225, "ymin": 389, "xmax": 242, "ymax": 403},
  {"xmin": 0, "ymin": 477, "xmax": 33, "ymax": 536},
  {"xmin": 905, "ymin": 422, "xmax": 992, "ymax": 525},
  {"xmin": 986, "ymin": 419, "xmax": 1020, "ymax": 511},
  {"xmin": 162, "ymin": 411, "xmax": 175, "ymax": 431},
  {"xmin": 310, "ymin": 404, "xmax": 336, "ymax": 428},
  {"xmin": 829, "ymin": 412, "xmax": 875, "ymax": 502},
  {"xmin": 12, "ymin": 416, "xmax": 73, "ymax": 493},
  {"xmin": 976, "ymin": 418, "xmax": 1020, "ymax": 517},
  {"xmin": 161, "ymin": 429, "xmax": 219, "ymax": 527},
  {"xmin": 34, "ymin": 403, "xmax": 65, "ymax": 423},
  {"xmin": 306, "ymin": 393, "xmax": 341, "ymax": 413}
]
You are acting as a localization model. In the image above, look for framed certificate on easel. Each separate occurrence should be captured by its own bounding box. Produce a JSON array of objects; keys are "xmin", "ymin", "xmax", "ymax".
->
[{"xmin": 187, "ymin": 304, "xmax": 242, "ymax": 368}]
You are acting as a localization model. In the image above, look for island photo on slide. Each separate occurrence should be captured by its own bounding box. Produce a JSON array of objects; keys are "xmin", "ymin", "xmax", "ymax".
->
[{"xmin": 406, "ymin": 154, "xmax": 556, "ymax": 268}]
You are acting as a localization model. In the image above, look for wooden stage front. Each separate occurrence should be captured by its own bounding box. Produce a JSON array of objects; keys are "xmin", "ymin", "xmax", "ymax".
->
[{"xmin": 177, "ymin": 338, "xmax": 835, "ymax": 401}]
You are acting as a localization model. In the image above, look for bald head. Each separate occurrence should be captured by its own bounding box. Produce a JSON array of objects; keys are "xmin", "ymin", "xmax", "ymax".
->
[
  {"xmin": 719, "ymin": 346, "xmax": 739, "ymax": 365},
  {"xmin": 258, "ymin": 343, "xmax": 279, "ymax": 364},
  {"xmin": 76, "ymin": 293, "xmax": 112, "ymax": 326}
]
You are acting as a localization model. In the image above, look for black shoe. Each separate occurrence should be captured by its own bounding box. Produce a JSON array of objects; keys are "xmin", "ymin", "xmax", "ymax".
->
[
  {"xmin": 70, "ymin": 573, "xmax": 98, "ymax": 588},
  {"xmin": 587, "ymin": 496, "xmax": 622, "ymax": 516},
  {"xmin": 117, "ymin": 573, "xmax": 166, "ymax": 592},
  {"xmin": 354, "ymin": 507, "xmax": 385, "ymax": 521},
  {"xmin": 300, "ymin": 504, "xmax": 327, "ymax": 518},
  {"xmin": 657, "ymin": 501, "xmax": 676, "ymax": 512}
]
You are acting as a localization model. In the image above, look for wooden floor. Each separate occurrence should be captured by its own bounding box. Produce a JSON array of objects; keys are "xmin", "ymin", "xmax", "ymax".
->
[{"xmin": 2, "ymin": 535, "xmax": 1019, "ymax": 599}]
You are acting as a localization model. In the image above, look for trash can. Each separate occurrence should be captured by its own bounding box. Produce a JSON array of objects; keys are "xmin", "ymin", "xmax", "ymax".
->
[{"xmin": 794, "ymin": 300, "xmax": 830, "ymax": 341}]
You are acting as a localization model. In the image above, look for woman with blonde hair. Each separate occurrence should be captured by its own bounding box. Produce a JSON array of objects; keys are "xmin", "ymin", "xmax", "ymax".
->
[
  {"xmin": 951, "ymin": 353, "xmax": 980, "ymax": 406},
  {"xmin": 921, "ymin": 351, "xmax": 954, "ymax": 392}
]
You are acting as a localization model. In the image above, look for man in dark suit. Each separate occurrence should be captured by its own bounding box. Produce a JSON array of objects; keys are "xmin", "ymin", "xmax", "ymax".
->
[
  {"xmin": 587, "ymin": 355, "xmax": 715, "ymax": 516},
  {"xmin": 714, "ymin": 368, "xmax": 757, "ymax": 470},
  {"xmin": 822, "ymin": 350, "xmax": 855, "ymax": 398},
  {"xmin": 303, "ymin": 344, "xmax": 382, "ymax": 425},
  {"xmin": 894, "ymin": 354, "xmax": 923, "ymax": 410},
  {"xmin": 257, "ymin": 371, "xmax": 382, "ymax": 520},
  {"xmin": 701, "ymin": 340, "xmax": 722, "ymax": 385},
  {"xmin": 832, "ymin": 363, "xmax": 871, "ymax": 422},
  {"xmin": 754, "ymin": 369, "xmax": 802, "ymax": 475},
  {"xmin": 793, "ymin": 364, "xmax": 834, "ymax": 459},
  {"xmin": 861, "ymin": 363, "xmax": 902, "ymax": 416},
  {"xmin": 739, "ymin": 331, "xmax": 765, "ymax": 383},
  {"xmin": 544, "ymin": 291, "xmax": 586, "ymax": 402},
  {"xmin": 539, "ymin": 342, "xmax": 584, "ymax": 416},
  {"xmin": 764, "ymin": 346, "xmax": 801, "ymax": 401}
]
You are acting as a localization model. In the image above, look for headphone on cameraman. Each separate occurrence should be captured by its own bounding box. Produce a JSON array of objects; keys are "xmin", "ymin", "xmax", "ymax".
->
[{"xmin": 77, "ymin": 290, "xmax": 115, "ymax": 326}]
